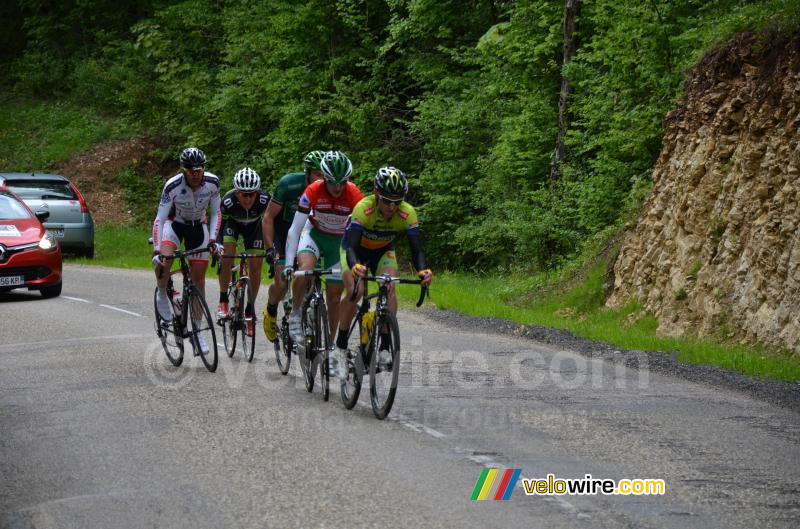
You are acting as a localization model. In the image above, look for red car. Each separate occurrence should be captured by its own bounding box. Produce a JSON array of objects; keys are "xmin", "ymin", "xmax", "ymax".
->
[{"xmin": 0, "ymin": 186, "xmax": 62, "ymax": 297}]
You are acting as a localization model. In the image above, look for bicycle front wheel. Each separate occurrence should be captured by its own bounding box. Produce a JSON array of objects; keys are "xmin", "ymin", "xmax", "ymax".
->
[
  {"xmin": 153, "ymin": 288, "xmax": 183, "ymax": 366},
  {"xmin": 369, "ymin": 310, "xmax": 401, "ymax": 419},
  {"xmin": 222, "ymin": 284, "xmax": 237, "ymax": 358},
  {"xmin": 187, "ymin": 287, "xmax": 219, "ymax": 372},
  {"xmin": 300, "ymin": 305, "xmax": 315, "ymax": 393},
  {"xmin": 275, "ymin": 310, "xmax": 292, "ymax": 375},
  {"xmin": 340, "ymin": 313, "xmax": 367, "ymax": 409},
  {"xmin": 316, "ymin": 300, "xmax": 330, "ymax": 401},
  {"xmin": 240, "ymin": 278, "xmax": 256, "ymax": 362}
]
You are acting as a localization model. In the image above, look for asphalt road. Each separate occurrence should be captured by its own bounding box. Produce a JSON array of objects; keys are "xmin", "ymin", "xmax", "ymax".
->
[{"xmin": 1, "ymin": 265, "xmax": 798, "ymax": 528}]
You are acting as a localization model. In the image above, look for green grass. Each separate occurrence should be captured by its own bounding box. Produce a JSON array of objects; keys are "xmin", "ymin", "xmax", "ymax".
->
[
  {"xmin": 67, "ymin": 224, "xmax": 154, "ymax": 269},
  {"xmin": 0, "ymin": 96, "xmax": 136, "ymax": 170},
  {"xmin": 395, "ymin": 264, "xmax": 800, "ymax": 382}
]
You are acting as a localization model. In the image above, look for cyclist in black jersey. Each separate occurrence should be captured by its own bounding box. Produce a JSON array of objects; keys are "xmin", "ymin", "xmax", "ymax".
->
[{"xmin": 215, "ymin": 168, "xmax": 270, "ymax": 336}]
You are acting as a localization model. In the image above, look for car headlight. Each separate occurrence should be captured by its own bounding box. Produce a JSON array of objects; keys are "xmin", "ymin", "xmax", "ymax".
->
[{"xmin": 39, "ymin": 233, "xmax": 57, "ymax": 250}]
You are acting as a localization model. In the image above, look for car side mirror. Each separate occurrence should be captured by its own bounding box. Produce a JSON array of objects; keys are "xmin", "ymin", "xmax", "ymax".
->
[{"xmin": 35, "ymin": 210, "xmax": 50, "ymax": 222}]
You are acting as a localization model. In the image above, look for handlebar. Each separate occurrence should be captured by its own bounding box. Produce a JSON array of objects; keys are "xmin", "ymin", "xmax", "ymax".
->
[
  {"xmin": 350, "ymin": 274, "xmax": 429, "ymax": 307},
  {"xmin": 292, "ymin": 268, "xmax": 339, "ymax": 278}
]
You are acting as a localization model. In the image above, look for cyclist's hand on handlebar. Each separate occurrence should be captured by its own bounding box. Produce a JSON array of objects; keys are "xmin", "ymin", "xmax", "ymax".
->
[
  {"xmin": 207, "ymin": 242, "xmax": 220, "ymax": 255},
  {"xmin": 418, "ymin": 268, "xmax": 433, "ymax": 287},
  {"xmin": 151, "ymin": 253, "xmax": 163, "ymax": 268},
  {"xmin": 266, "ymin": 246, "xmax": 277, "ymax": 265},
  {"xmin": 282, "ymin": 266, "xmax": 294, "ymax": 280},
  {"xmin": 352, "ymin": 263, "xmax": 367, "ymax": 278}
]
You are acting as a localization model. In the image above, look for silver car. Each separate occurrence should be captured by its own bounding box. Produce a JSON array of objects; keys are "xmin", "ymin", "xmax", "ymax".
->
[{"xmin": 0, "ymin": 173, "xmax": 95, "ymax": 258}]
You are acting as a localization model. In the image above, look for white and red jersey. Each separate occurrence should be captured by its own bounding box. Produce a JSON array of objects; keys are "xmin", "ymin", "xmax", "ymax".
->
[
  {"xmin": 152, "ymin": 172, "xmax": 221, "ymax": 251},
  {"xmin": 296, "ymin": 179, "xmax": 363, "ymax": 236}
]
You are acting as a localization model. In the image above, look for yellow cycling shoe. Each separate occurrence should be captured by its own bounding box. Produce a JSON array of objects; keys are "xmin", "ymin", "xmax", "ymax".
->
[{"xmin": 263, "ymin": 307, "xmax": 278, "ymax": 342}]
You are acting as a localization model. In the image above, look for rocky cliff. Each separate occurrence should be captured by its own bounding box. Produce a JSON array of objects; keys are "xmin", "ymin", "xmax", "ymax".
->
[{"xmin": 607, "ymin": 32, "xmax": 800, "ymax": 352}]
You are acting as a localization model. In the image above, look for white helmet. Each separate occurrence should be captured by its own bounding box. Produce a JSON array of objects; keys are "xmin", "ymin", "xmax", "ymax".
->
[{"xmin": 233, "ymin": 167, "xmax": 260, "ymax": 192}]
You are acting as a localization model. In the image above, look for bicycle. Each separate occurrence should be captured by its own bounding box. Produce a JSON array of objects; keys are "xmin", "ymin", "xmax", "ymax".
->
[
  {"xmin": 217, "ymin": 252, "xmax": 266, "ymax": 362},
  {"xmin": 340, "ymin": 274, "xmax": 427, "ymax": 419},
  {"xmin": 153, "ymin": 248, "xmax": 219, "ymax": 373},
  {"xmin": 290, "ymin": 268, "xmax": 337, "ymax": 401}
]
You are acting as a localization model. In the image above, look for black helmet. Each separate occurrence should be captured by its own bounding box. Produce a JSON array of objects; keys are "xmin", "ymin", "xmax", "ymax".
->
[
  {"xmin": 180, "ymin": 147, "xmax": 207, "ymax": 169},
  {"xmin": 374, "ymin": 166, "xmax": 408, "ymax": 200}
]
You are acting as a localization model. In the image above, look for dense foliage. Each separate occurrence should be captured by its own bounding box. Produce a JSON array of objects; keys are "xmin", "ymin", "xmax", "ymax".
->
[{"xmin": 3, "ymin": 0, "xmax": 798, "ymax": 270}]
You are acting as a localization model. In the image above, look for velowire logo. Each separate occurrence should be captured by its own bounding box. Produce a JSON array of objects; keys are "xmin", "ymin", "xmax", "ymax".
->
[{"xmin": 470, "ymin": 469, "xmax": 521, "ymax": 500}]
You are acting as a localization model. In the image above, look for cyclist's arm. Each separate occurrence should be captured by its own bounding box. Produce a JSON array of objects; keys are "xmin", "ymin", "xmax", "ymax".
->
[
  {"xmin": 262, "ymin": 199, "xmax": 282, "ymax": 249},
  {"xmin": 151, "ymin": 195, "xmax": 173, "ymax": 253},
  {"xmin": 344, "ymin": 222, "xmax": 364, "ymax": 269},
  {"xmin": 283, "ymin": 209, "xmax": 308, "ymax": 268},
  {"xmin": 208, "ymin": 190, "xmax": 222, "ymax": 242},
  {"xmin": 406, "ymin": 226, "xmax": 427, "ymax": 272}
]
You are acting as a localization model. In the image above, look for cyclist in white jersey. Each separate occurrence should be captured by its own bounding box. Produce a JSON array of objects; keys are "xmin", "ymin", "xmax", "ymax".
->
[{"xmin": 151, "ymin": 147, "xmax": 221, "ymax": 353}]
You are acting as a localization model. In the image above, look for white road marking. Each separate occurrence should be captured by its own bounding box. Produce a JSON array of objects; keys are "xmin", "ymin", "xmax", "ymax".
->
[
  {"xmin": 0, "ymin": 334, "xmax": 146, "ymax": 352},
  {"xmin": 63, "ymin": 296, "xmax": 90, "ymax": 303},
  {"xmin": 99, "ymin": 304, "xmax": 143, "ymax": 317}
]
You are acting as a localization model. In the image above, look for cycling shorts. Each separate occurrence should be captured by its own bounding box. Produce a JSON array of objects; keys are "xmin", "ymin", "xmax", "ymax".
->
[
  {"xmin": 297, "ymin": 228, "xmax": 342, "ymax": 284},
  {"xmin": 221, "ymin": 219, "xmax": 264, "ymax": 251},
  {"xmin": 339, "ymin": 244, "xmax": 397, "ymax": 277},
  {"xmin": 161, "ymin": 220, "xmax": 210, "ymax": 262}
]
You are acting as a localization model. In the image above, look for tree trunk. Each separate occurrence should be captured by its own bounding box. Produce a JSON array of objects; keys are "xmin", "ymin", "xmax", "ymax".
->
[{"xmin": 550, "ymin": 0, "xmax": 581, "ymax": 182}]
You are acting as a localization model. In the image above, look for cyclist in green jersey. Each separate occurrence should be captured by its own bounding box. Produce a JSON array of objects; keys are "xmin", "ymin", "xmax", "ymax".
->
[
  {"xmin": 261, "ymin": 150, "xmax": 325, "ymax": 342},
  {"xmin": 333, "ymin": 167, "xmax": 433, "ymax": 377}
]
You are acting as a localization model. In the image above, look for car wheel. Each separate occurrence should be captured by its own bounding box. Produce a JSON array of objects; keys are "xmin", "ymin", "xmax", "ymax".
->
[{"xmin": 40, "ymin": 282, "xmax": 62, "ymax": 298}]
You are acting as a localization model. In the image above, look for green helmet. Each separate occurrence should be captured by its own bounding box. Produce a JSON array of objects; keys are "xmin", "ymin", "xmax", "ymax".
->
[
  {"xmin": 320, "ymin": 150, "xmax": 352, "ymax": 185},
  {"xmin": 303, "ymin": 150, "xmax": 325, "ymax": 174},
  {"xmin": 374, "ymin": 166, "xmax": 408, "ymax": 199}
]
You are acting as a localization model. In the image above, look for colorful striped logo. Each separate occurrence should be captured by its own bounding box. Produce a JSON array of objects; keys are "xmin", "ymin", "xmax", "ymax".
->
[{"xmin": 470, "ymin": 468, "xmax": 522, "ymax": 500}]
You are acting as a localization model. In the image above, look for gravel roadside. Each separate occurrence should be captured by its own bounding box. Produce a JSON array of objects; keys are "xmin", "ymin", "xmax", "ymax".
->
[{"xmin": 423, "ymin": 308, "xmax": 800, "ymax": 414}]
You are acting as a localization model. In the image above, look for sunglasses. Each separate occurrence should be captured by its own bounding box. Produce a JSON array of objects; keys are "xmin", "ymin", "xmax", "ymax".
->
[
  {"xmin": 183, "ymin": 167, "xmax": 204, "ymax": 175},
  {"xmin": 237, "ymin": 191, "xmax": 256, "ymax": 198},
  {"xmin": 379, "ymin": 195, "xmax": 403, "ymax": 206}
]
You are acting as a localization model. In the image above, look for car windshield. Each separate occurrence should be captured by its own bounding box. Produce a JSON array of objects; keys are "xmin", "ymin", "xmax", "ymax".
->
[
  {"xmin": 0, "ymin": 193, "xmax": 33, "ymax": 219},
  {"xmin": 7, "ymin": 180, "xmax": 77, "ymax": 200}
]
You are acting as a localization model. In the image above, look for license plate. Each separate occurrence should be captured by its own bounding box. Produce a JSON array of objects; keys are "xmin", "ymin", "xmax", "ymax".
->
[
  {"xmin": 47, "ymin": 228, "xmax": 65, "ymax": 238},
  {"xmin": 0, "ymin": 276, "xmax": 24, "ymax": 287}
]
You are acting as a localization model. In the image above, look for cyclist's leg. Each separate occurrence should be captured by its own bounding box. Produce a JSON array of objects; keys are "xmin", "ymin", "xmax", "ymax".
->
[
  {"xmin": 264, "ymin": 227, "xmax": 288, "ymax": 340},
  {"xmin": 376, "ymin": 249, "xmax": 399, "ymax": 314},
  {"xmin": 218, "ymin": 221, "xmax": 238, "ymax": 308},
  {"xmin": 337, "ymin": 245, "xmax": 362, "ymax": 338},
  {"xmin": 242, "ymin": 221, "xmax": 264, "ymax": 302},
  {"xmin": 156, "ymin": 221, "xmax": 179, "ymax": 288},
  {"xmin": 292, "ymin": 229, "xmax": 319, "ymax": 310},
  {"xmin": 186, "ymin": 224, "xmax": 210, "ymax": 299}
]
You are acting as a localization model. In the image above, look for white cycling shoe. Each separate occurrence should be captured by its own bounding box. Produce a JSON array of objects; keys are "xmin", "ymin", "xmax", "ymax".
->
[
  {"xmin": 155, "ymin": 290, "xmax": 173, "ymax": 322},
  {"xmin": 288, "ymin": 313, "xmax": 304, "ymax": 344},
  {"xmin": 378, "ymin": 348, "xmax": 393, "ymax": 370},
  {"xmin": 194, "ymin": 333, "xmax": 209, "ymax": 356},
  {"xmin": 330, "ymin": 347, "xmax": 349, "ymax": 378}
]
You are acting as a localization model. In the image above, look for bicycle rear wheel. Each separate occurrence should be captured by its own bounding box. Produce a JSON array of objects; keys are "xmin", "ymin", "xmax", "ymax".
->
[
  {"xmin": 369, "ymin": 311, "xmax": 401, "ymax": 419},
  {"xmin": 240, "ymin": 278, "xmax": 256, "ymax": 362},
  {"xmin": 153, "ymin": 288, "xmax": 183, "ymax": 366},
  {"xmin": 187, "ymin": 286, "xmax": 219, "ymax": 372},
  {"xmin": 275, "ymin": 309, "xmax": 292, "ymax": 375},
  {"xmin": 222, "ymin": 284, "xmax": 237, "ymax": 358},
  {"xmin": 316, "ymin": 300, "xmax": 330, "ymax": 401},
  {"xmin": 340, "ymin": 313, "xmax": 367, "ymax": 409}
]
